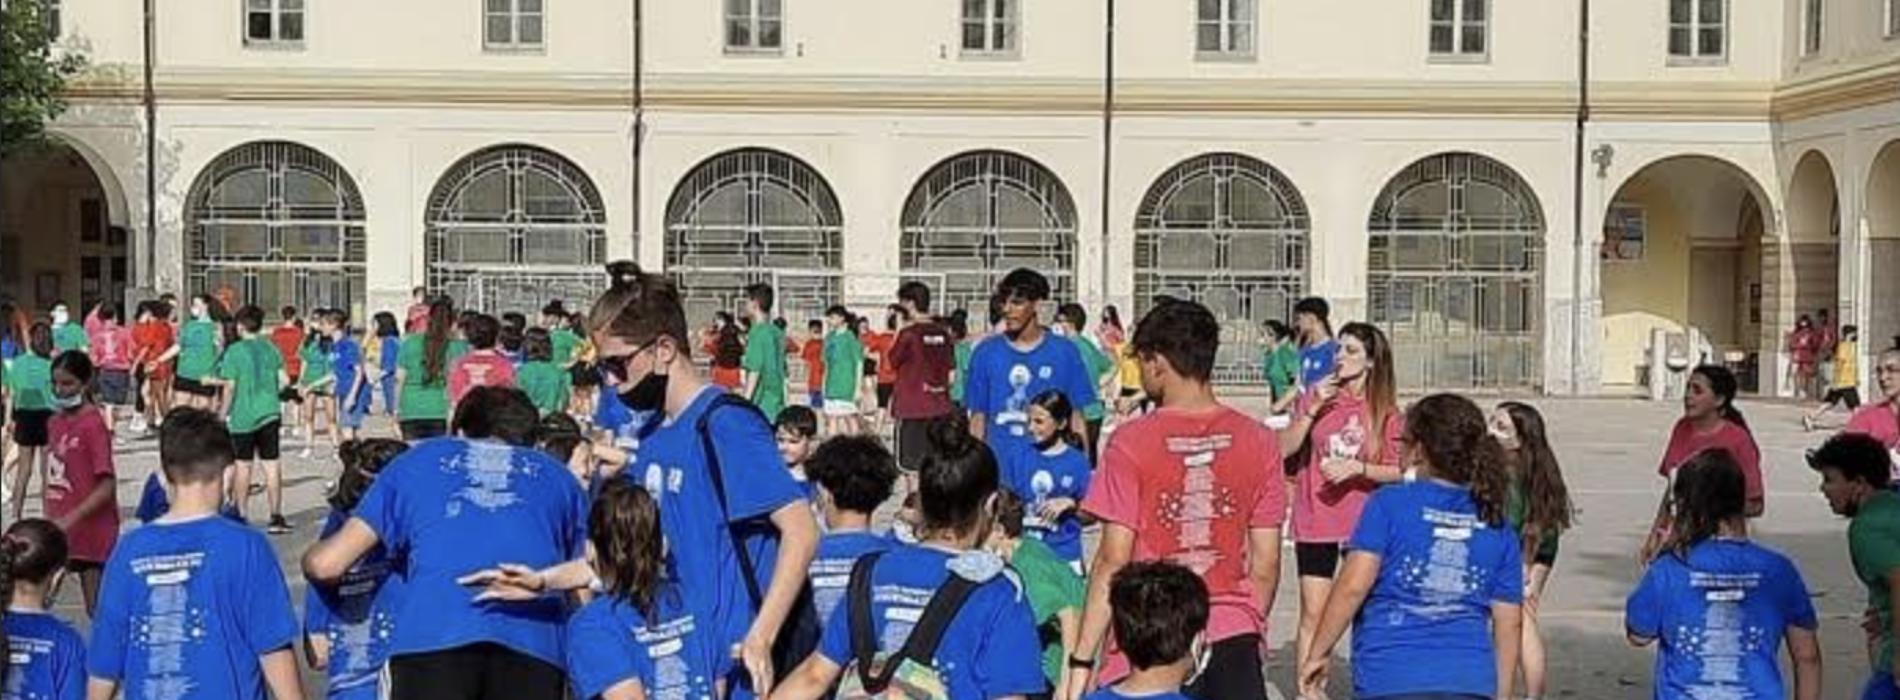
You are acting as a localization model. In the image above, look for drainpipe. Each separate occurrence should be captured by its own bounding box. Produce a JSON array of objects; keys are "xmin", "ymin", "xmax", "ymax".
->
[
  {"xmin": 143, "ymin": 0, "xmax": 158, "ymax": 292},
  {"xmin": 1568, "ymin": 0, "xmax": 1591, "ymax": 396},
  {"xmin": 1098, "ymin": 0, "xmax": 1114, "ymax": 309},
  {"xmin": 630, "ymin": 0, "xmax": 645, "ymax": 263}
]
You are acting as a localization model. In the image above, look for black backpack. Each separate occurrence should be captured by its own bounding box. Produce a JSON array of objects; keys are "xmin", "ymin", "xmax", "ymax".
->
[{"xmin": 835, "ymin": 552, "xmax": 980, "ymax": 700}]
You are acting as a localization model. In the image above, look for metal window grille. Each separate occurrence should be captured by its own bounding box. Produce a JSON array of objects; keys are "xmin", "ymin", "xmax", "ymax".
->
[
  {"xmin": 1135, "ymin": 153, "xmax": 1309, "ymax": 385},
  {"xmin": 664, "ymin": 148, "xmax": 843, "ymax": 330},
  {"xmin": 900, "ymin": 150, "xmax": 1078, "ymax": 318},
  {"xmin": 426, "ymin": 145, "xmax": 608, "ymax": 316},
  {"xmin": 184, "ymin": 140, "xmax": 366, "ymax": 317},
  {"xmin": 1367, "ymin": 152, "xmax": 1544, "ymax": 390}
]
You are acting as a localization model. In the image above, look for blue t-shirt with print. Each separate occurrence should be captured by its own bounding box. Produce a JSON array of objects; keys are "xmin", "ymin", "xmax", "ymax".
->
[
  {"xmin": 330, "ymin": 335, "xmax": 362, "ymax": 403},
  {"xmin": 1625, "ymin": 539, "xmax": 1818, "ymax": 700},
  {"xmin": 1001, "ymin": 442, "xmax": 1093, "ymax": 568},
  {"xmin": 2, "ymin": 609, "xmax": 87, "ymax": 700},
  {"xmin": 1346, "ymin": 481, "xmax": 1524, "ymax": 699},
  {"xmin": 964, "ymin": 335, "xmax": 1103, "ymax": 459},
  {"xmin": 817, "ymin": 545, "xmax": 1047, "ymax": 700},
  {"xmin": 87, "ymin": 516, "xmax": 300, "ymax": 700},
  {"xmin": 303, "ymin": 510, "xmax": 403, "ymax": 700},
  {"xmin": 1082, "ymin": 689, "xmax": 1194, "ymax": 700},
  {"xmin": 808, "ymin": 530, "xmax": 895, "ymax": 630},
  {"xmin": 133, "ymin": 473, "xmax": 244, "ymax": 524},
  {"xmin": 564, "ymin": 589, "xmax": 723, "ymax": 700},
  {"xmin": 353, "ymin": 437, "xmax": 589, "ymax": 668},
  {"xmin": 623, "ymin": 389, "xmax": 808, "ymax": 680},
  {"xmin": 1299, "ymin": 339, "xmax": 1338, "ymax": 388}
]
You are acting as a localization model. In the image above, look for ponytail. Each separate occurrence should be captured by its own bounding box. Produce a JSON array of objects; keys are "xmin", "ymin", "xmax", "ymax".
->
[{"xmin": 1, "ymin": 519, "xmax": 71, "ymax": 688}]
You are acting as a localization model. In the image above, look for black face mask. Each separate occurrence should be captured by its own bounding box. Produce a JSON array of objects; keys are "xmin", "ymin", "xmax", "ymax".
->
[
  {"xmin": 1035, "ymin": 434, "xmax": 1063, "ymax": 452},
  {"xmin": 618, "ymin": 368, "xmax": 669, "ymax": 413}
]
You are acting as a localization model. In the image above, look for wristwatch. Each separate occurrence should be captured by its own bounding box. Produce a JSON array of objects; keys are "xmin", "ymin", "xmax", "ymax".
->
[{"xmin": 1067, "ymin": 655, "xmax": 1096, "ymax": 670}]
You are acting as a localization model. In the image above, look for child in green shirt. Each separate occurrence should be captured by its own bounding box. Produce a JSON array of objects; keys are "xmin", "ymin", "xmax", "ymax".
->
[
  {"xmin": 3, "ymin": 323, "xmax": 56, "ymax": 521},
  {"xmin": 988, "ymin": 489, "xmax": 1085, "ymax": 693},
  {"xmin": 821, "ymin": 305, "xmax": 865, "ymax": 436},
  {"xmin": 212, "ymin": 305, "xmax": 289, "ymax": 533},
  {"xmin": 517, "ymin": 328, "xmax": 573, "ymax": 417}
]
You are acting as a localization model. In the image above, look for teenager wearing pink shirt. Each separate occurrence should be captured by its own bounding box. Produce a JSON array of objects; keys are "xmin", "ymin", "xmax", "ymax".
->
[
  {"xmin": 1640, "ymin": 364, "xmax": 1763, "ymax": 562},
  {"xmin": 44, "ymin": 350, "xmax": 119, "ymax": 615},
  {"xmin": 1275, "ymin": 321, "xmax": 1404, "ymax": 674},
  {"xmin": 1069, "ymin": 299, "xmax": 1286, "ymax": 700},
  {"xmin": 85, "ymin": 302, "xmax": 136, "ymax": 436},
  {"xmin": 1844, "ymin": 347, "xmax": 1900, "ymax": 477},
  {"xmin": 448, "ymin": 313, "xmax": 516, "ymax": 408}
]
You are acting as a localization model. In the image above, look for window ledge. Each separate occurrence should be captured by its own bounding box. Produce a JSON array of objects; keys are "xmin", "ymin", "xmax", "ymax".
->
[
  {"xmin": 959, "ymin": 49, "xmax": 1021, "ymax": 61},
  {"xmin": 723, "ymin": 46, "xmax": 786, "ymax": 57},
  {"xmin": 243, "ymin": 39, "xmax": 306, "ymax": 51},
  {"xmin": 1194, "ymin": 51, "xmax": 1258, "ymax": 63},
  {"xmin": 1428, "ymin": 52, "xmax": 1490, "ymax": 65},
  {"xmin": 1666, "ymin": 55, "xmax": 1728, "ymax": 67},
  {"xmin": 483, "ymin": 44, "xmax": 548, "ymax": 55}
]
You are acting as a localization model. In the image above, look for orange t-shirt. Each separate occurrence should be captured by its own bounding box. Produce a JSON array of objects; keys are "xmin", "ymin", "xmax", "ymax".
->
[
  {"xmin": 132, "ymin": 321, "xmax": 176, "ymax": 379},
  {"xmin": 864, "ymin": 332, "xmax": 896, "ymax": 385},
  {"xmin": 800, "ymin": 338, "xmax": 825, "ymax": 391},
  {"xmin": 270, "ymin": 325, "xmax": 306, "ymax": 379}
]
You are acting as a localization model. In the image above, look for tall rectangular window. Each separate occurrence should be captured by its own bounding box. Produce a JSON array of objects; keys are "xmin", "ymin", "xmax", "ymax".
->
[
  {"xmin": 1195, "ymin": 0, "xmax": 1255, "ymax": 59},
  {"xmin": 1668, "ymin": 0, "xmax": 1725, "ymax": 61},
  {"xmin": 724, "ymin": 0, "xmax": 783, "ymax": 53},
  {"xmin": 961, "ymin": 0, "xmax": 1017, "ymax": 55},
  {"xmin": 1802, "ymin": 0, "xmax": 1822, "ymax": 55},
  {"xmin": 244, "ymin": 0, "xmax": 304, "ymax": 45},
  {"xmin": 1888, "ymin": 0, "xmax": 1898, "ymax": 38},
  {"xmin": 484, "ymin": 0, "xmax": 544, "ymax": 50},
  {"xmin": 1429, "ymin": 0, "xmax": 1487, "ymax": 58}
]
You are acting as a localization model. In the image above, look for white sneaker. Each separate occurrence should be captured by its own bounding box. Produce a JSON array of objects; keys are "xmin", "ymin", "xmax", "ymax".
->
[
  {"xmin": 299, "ymin": 447, "xmax": 314, "ymax": 460},
  {"xmin": 128, "ymin": 415, "xmax": 149, "ymax": 435}
]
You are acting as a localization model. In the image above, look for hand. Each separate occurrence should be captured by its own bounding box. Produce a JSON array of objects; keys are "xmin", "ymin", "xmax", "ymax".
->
[
  {"xmin": 1312, "ymin": 372, "xmax": 1342, "ymax": 408},
  {"xmin": 1298, "ymin": 656, "xmax": 1331, "ymax": 699},
  {"xmin": 457, "ymin": 564, "xmax": 547, "ymax": 602},
  {"xmin": 1037, "ymin": 498, "xmax": 1077, "ymax": 523},
  {"xmin": 1319, "ymin": 458, "xmax": 1363, "ymax": 485},
  {"xmin": 1863, "ymin": 608, "xmax": 1882, "ymax": 640},
  {"xmin": 1058, "ymin": 662, "xmax": 1095, "ymax": 700},
  {"xmin": 737, "ymin": 631, "xmax": 775, "ymax": 696}
]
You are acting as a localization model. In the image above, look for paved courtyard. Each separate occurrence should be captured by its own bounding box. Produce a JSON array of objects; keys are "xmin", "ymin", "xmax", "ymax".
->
[{"xmin": 12, "ymin": 395, "xmax": 1880, "ymax": 698}]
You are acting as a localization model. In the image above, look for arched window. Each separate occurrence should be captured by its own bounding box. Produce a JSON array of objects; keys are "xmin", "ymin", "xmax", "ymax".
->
[
  {"xmin": 665, "ymin": 148, "xmax": 843, "ymax": 328},
  {"xmin": 900, "ymin": 150, "xmax": 1077, "ymax": 317},
  {"xmin": 1368, "ymin": 152, "xmax": 1544, "ymax": 389},
  {"xmin": 185, "ymin": 141, "xmax": 366, "ymax": 317},
  {"xmin": 426, "ymin": 145, "xmax": 607, "ymax": 315},
  {"xmin": 1135, "ymin": 153, "xmax": 1309, "ymax": 384}
]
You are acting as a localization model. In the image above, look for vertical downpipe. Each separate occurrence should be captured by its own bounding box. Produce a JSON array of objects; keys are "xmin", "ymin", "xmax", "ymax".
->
[
  {"xmin": 631, "ymin": 0, "xmax": 646, "ymax": 264},
  {"xmin": 1569, "ymin": 0, "xmax": 1591, "ymax": 395},
  {"xmin": 1099, "ymin": 0, "xmax": 1115, "ymax": 309},
  {"xmin": 143, "ymin": 0, "xmax": 159, "ymax": 292}
]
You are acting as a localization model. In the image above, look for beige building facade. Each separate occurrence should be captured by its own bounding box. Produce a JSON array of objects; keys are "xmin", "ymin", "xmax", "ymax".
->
[{"xmin": 5, "ymin": 0, "xmax": 1898, "ymax": 395}]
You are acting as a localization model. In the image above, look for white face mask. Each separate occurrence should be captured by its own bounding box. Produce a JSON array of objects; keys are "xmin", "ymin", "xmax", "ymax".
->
[{"xmin": 51, "ymin": 309, "xmax": 70, "ymax": 325}]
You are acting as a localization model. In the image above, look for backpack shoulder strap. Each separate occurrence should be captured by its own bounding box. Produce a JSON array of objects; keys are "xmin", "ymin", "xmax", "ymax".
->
[
  {"xmin": 694, "ymin": 391, "xmax": 773, "ymax": 608},
  {"xmin": 853, "ymin": 564, "xmax": 982, "ymax": 696},
  {"xmin": 846, "ymin": 551, "xmax": 885, "ymax": 685}
]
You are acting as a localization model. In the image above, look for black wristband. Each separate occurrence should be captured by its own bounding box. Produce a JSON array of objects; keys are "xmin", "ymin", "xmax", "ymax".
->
[{"xmin": 1067, "ymin": 655, "xmax": 1095, "ymax": 670}]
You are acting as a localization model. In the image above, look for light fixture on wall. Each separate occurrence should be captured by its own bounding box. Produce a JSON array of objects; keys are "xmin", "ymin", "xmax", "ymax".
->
[{"xmin": 1591, "ymin": 144, "xmax": 1615, "ymax": 179}]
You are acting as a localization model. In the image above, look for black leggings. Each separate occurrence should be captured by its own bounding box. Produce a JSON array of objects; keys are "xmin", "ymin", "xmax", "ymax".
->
[
  {"xmin": 1183, "ymin": 634, "xmax": 1268, "ymax": 700},
  {"xmin": 389, "ymin": 643, "xmax": 565, "ymax": 700}
]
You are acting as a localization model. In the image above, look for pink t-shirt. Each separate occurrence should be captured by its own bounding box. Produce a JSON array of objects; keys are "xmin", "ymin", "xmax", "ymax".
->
[
  {"xmin": 1081, "ymin": 404, "xmax": 1286, "ymax": 684},
  {"xmin": 1658, "ymin": 417, "xmax": 1763, "ymax": 502},
  {"xmin": 1843, "ymin": 402, "xmax": 1900, "ymax": 477},
  {"xmin": 89, "ymin": 322, "xmax": 133, "ymax": 371},
  {"xmin": 1291, "ymin": 391, "xmax": 1405, "ymax": 543},
  {"xmin": 45, "ymin": 407, "xmax": 119, "ymax": 563},
  {"xmin": 449, "ymin": 350, "xmax": 517, "ymax": 405}
]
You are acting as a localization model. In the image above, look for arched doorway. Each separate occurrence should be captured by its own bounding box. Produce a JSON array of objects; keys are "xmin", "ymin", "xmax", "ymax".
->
[
  {"xmin": 1598, "ymin": 155, "xmax": 1774, "ymax": 393},
  {"xmin": 664, "ymin": 148, "xmax": 844, "ymax": 329},
  {"xmin": 900, "ymin": 150, "xmax": 1077, "ymax": 317},
  {"xmin": 425, "ymin": 144, "xmax": 607, "ymax": 316},
  {"xmin": 1366, "ymin": 152, "xmax": 1545, "ymax": 390},
  {"xmin": 1, "ymin": 139, "xmax": 131, "ymax": 314},
  {"xmin": 184, "ymin": 141, "xmax": 366, "ymax": 318},
  {"xmin": 1780, "ymin": 151, "xmax": 1843, "ymax": 396},
  {"xmin": 1134, "ymin": 153, "xmax": 1310, "ymax": 385},
  {"xmin": 1865, "ymin": 141, "xmax": 1900, "ymax": 354}
]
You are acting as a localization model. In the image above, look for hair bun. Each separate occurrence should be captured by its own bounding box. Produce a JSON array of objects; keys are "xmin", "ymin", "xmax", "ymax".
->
[{"xmin": 605, "ymin": 261, "xmax": 644, "ymax": 291}]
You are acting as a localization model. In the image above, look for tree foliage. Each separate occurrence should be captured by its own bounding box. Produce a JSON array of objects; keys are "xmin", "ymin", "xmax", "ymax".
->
[{"xmin": 2, "ymin": 0, "xmax": 88, "ymax": 157}]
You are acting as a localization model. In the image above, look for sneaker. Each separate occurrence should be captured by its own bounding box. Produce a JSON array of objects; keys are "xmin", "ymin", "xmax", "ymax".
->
[
  {"xmin": 267, "ymin": 515, "xmax": 292, "ymax": 535},
  {"xmin": 1802, "ymin": 415, "xmax": 1816, "ymax": 432},
  {"xmin": 299, "ymin": 446, "xmax": 314, "ymax": 460}
]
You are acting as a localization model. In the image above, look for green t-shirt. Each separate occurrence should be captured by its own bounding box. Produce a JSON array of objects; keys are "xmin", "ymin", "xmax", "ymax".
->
[
  {"xmin": 517, "ymin": 360, "xmax": 572, "ymax": 416},
  {"xmin": 4, "ymin": 354, "xmax": 54, "ymax": 411},
  {"xmin": 1505, "ymin": 475, "xmax": 1562, "ymax": 562},
  {"xmin": 299, "ymin": 340, "xmax": 333, "ymax": 389},
  {"xmin": 1010, "ymin": 538, "xmax": 1085, "ymax": 686},
  {"xmin": 1264, "ymin": 343, "xmax": 1300, "ymax": 402},
  {"xmin": 53, "ymin": 323, "xmax": 88, "ymax": 353},
  {"xmin": 551, "ymin": 328, "xmax": 582, "ymax": 367},
  {"xmin": 398, "ymin": 335, "xmax": 466, "ymax": 421},
  {"xmin": 177, "ymin": 320, "xmax": 221, "ymax": 381},
  {"xmin": 1852, "ymin": 491, "xmax": 1900, "ymax": 672},
  {"xmin": 218, "ymin": 337, "xmax": 284, "ymax": 434},
  {"xmin": 1070, "ymin": 336, "xmax": 1111, "ymax": 421},
  {"xmin": 822, "ymin": 330, "xmax": 864, "ymax": 402},
  {"xmin": 951, "ymin": 340, "xmax": 973, "ymax": 405},
  {"xmin": 743, "ymin": 321, "xmax": 788, "ymax": 420}
]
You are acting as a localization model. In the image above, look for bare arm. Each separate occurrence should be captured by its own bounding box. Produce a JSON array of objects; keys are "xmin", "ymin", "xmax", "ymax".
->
[
  {"xmin": 1247, "ymin": 526, "xmax": 1283, "ymax": 631},
  {"xmin": 301, "ymin": 518, "xmax": 382, "ymax": 584},
  {"xmin": 1307, "ymin": 551, "xmax": 1377, "ymax": 662},
  {"xmin": 303, "ymin": 633, "xmax": 331, "ymax": 671},
  {"xmin": 600, "ymin": 680, "xmax": 651, "ymax": 700},
  {"xmin": 87, "ymin": 678, "xmax": 120, "ymax": 700},
  {"xmin": 260, "ymin": 647, "xmax": 307, "ymax": 700},
  {"xmin": 1491, "ymin": 601, "xmax": 1523, "ymax": 700},
  {"xmin": 55, "ymin": 478, "xmax": 117, "ymax": 533},
  {"xmin": 969, "ymin": 411, "xmax": 988, "ymax": 441},
  {"xmin": 1641, "ymin": 484, "xmax": 1672, "ymax": 562},
  {"xmin": 740, "ymin": 500, "xmax": 823, "ymax": 695},
  {"xmin": 767, "ymin": 654, "xmax": 843, "ymax": 700},
  {"xmin": 1062, "ymin": 523, "xmax": 1136, "ymax": 700},
  {"xmin": 1745, "ymin": 497, "xmax": 1765, "ymax": 518},
  {"xmin": 1055, "ymin": 608, "xmax": 1081, "ymax": 700},
  {"xmin": 1787, "ymin": 625, "xmax": 1823, "ymax": 700}
]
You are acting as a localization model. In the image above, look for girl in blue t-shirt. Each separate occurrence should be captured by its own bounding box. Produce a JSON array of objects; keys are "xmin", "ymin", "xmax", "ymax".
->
[
  {"xmin": 1004, "ymin": 390, "xmax": 1094, "ymax": 574},
  {"xmin": 565, "ymin": 479, "xmax": 725, "ymax": 700},
  {"xmin": 1625, "ymin": 450, "xmax": 1822, "ymax": 700},
  {"xmin": 2, "ymin": 518, "xmax": 87, "ymax": 700},
  {"xmin": 1299, "ymin": 394, "xmax": 1525, "ymax": 700},
  {"xmin": 370, "ymin": 312, "xmax": 402, "ymax": 416},
  {"xmin": 304, "ymin": 438, "xmax": 410, "ymax": 700}
]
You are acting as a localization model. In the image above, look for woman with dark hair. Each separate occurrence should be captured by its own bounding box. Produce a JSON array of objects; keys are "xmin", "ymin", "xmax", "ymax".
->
[
  {"xmin": 1624, "ymin": 450, "xmax": 1822, "ymax": 700},
  {"xmin": 1001, "ymin": 389, "xmax": 1093, "ymax": 575},
  {"xmin": 46, "ymin": 349, "xmax": 119, "ymax": 615},
  {"xmin": 1642, "ymin": 364, "xmax": 1763, "ymax": 561},
  {"xmin": 706, "ymin": 311, "xmax": 745, "ymax": 391},
  {"xmin": 1278, "ymin": 321, "xmax": 1404, "ymax": 672},
  {"xmin": 367, "ymin": 311, "xmax": 402, "ymax": 416},
  {"xmin": 168, "ymin": 294, "xmax": 226, "ymax": 410},
  {"xmin": 4, "ymin": 323, "xmax": 56, "ymax": 521},
  {"xmin": 395, "ymin": 298, "xmax": 463, "ymax": 441},
  {"xmin": 2, "ymin": 518, "xmax": 84, "ymax": 700},
  {"xmin": 1262, "ymin": 319, "xmax": 1300, "ymax": 408},
  {"xmin": 1299, "ymin": 393, "xmax": 1524, "ymax": 700},
  {"xmin": 1491, "ymin": 401, "xmax": 1574, "ymax": 700}
]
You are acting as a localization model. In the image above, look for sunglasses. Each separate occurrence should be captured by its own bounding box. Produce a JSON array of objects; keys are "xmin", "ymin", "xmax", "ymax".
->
[{"xmin": 598, "ymin": 337, "xmax": 662, "ymax": 384}]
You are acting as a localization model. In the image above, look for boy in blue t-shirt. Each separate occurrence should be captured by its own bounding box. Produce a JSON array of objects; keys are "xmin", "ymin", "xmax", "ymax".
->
[
  {"xmin": 302, "ymin": 438, "xmax": 409, "ymax": 700},
  {"xmin": 1081, "ymin": 562, "xmax": 1209, "ymax": 700},
  {"xmin": 775, "ymin": 405, "xmax": 822, "ymax": 502},
  {"xmin": 964, "ymin": 269, "xmax": 1103, "ymax": 460},
  {"xmin": 86, "ymin": 407, "xmax": 306, "ymax": 700},
  {"xmin": 802, "ymin": 434, "xmax": 898, "ymax": 626}
]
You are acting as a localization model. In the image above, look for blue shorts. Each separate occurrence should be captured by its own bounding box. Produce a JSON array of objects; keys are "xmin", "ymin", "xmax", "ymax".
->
[
  {"xmin": 339, "ymin": 388, "xmax": 371, "ymax": 430},
  {"xmin": 1866, "ymin": 673, "xmax": 1900, "ymax": 700}
]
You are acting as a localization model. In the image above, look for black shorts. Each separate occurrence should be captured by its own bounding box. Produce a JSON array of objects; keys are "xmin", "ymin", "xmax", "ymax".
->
[
  {"xmin": 401, "ymin": 419, "xmax": 448, "ymax": 442},
  {"xmin": 97, "ymin": 369, "xmax": 134, "ymax": 406},
  {"xmin": 1182, "ymin": 634, "xmax": 1268, "ymax": 700},
  {"xmin": 1295, "ymin": 541, "xmax": 1342, "ymax": 579},
  {"xmin": 389, "ymin": 643, "xmax": 565, "ymax": 700},
  {"xmin": 1824, "ymin": 387, "xmax": 1863, "ymax": 410},
  {"xmin": 10, "ymin": 409, "xmax": 53, "ymax": 447},
  {"xmin": 231, "ymin": 421, "xmax": 283, "ymax": 461},
  {"xmin": 875, "ymin": 384, "xmax": 894, "ymax": 409},
  {"xmin": 1119, "ymin": 387, "xmax": 1140, "ymax": 398},
  {"xmin": 174, "ymin": 377, "xmax": 219, "ymax": 398},
  {"xmin": 894, "ymin": 415, "xmax": 954, "ymax": 473}
]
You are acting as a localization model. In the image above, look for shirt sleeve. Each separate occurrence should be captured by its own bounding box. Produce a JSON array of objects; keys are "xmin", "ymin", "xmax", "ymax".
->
[
  {"xmin": 973, "ymin": 584, "xmax": 1053, "ymax": 698},
  {"xmin": 1851, "ymin": 516, "xmax": 1900, "ymax": 586},
  {"xmin": 964, "ymin": 345, "xmax": 993, "ymax": 415},
  {"xmin": 888, "ymin": 329, "xmax": 916, "ymax": 370},
  {"xmin": 1249, "ymin": 424, "xmax": 1288, "ymax": 528},
  {"xmin": 303, "ymin": 576, "xmax": 334, "ymax": 634},
  {"xmin": 1491, "ymin": 530, "xmax": 1525, "ymax": 605},
  {"xmin": 1080, "ymin": 431, "xmax": 1140, "ymax": 528},
  {"xmin": 241, "ymin": 534, "xmax": 301, "ymax": 656},
  {"xmin": 85, "ymin": 556, "xmax": 133, "ymax": 681},
  {"xmin": 707, "ymin": 406, "xmax": 807, "ymax": 522},
  {"xmin": 1624, "ymin": 563, "xmax": 1668, "ymax": 640},
  {"xmin": 742, "ymin": 329, "xmax": 767, "ymax": 373},
  {"xmin": 353, "ymin": 463, "xmax": 406, "ymax": 548},
  {"xmin": 1060, "ymin": 345, "xmax": 1103, "ymax": 414},
  {"xmin": 1345, "ymin": 490, "xmax": 1393, "ymax": 555},
  {"xmin": 56, "ymin": 628, "xmax": 86, "ymax": 700},
  {"xmin": 1778, "ymin": 556, "xmax": 1820, "ymax": 630},
  {"xmin": 564, "ymin": 607, "xmax": 652, "ymax": 700}
]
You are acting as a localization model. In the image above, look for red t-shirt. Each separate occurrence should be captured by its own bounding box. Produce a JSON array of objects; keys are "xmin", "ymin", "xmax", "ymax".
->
[
  {"xmin": 1844, "ymin": 402, "xmax": 1900, "ymax": 478},
  {"xmin": 449, "ymin": 350, "xmax": 518, "ymax": 405},
  {"xmin": 90, "ymin": 322, "xmax": 134, "ymax": 371},
  {"xmin": 45, "ymin": 406, "xmax": 119, "ymax": 563},
  {"xmin": 270, "ymin": 325, "xmax": 306, "ymax": 379},
  {"xmin": 1081, "ymin": 404, "xmax": 1287, "ymax": 684},
  {"xmin": 1292, "ymin": 391, "xmax": 1405, "ymax": 543},
  {"xmin": 1789, "ymin": 329, "xmax": 1818, "ymax": 365},
  {"xmin": 863, "ymin": 332, "xmax": 896, "ymax": 384},
  {"xmin": 800, "ymin": 338, "xmax": 825, "ymax": 392},
  {"xmin": 1659, "ymin": 417, "xmax": 1763, "ymax": 503},
  {"xmin": 887, "ymin": 321, "xmax": 955, "ymax": 420},
  {"xmin": 133, "ymin": 320, "xmax": 176, "ymax": 378}
]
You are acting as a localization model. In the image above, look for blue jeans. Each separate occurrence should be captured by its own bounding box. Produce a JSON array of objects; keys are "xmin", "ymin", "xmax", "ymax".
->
[
  {"xmin": 1866, "ymin": 672, "xmax": 1900, "ymax": 700},
  {"xmin": 379, "ymin": 374, "xmax": 398, "ymax": 415}
]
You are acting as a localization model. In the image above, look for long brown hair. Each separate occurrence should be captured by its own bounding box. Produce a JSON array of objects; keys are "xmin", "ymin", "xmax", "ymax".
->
[
  {"xmin": 589, "ymin": 479, "xmax": 667, "ymax": 619},
  {"xmin": 1498, "ymin": 402, "xmax": 1575, "ymax": 544},
  {"xmin": 422, "ymin": 298, "xmax": 455, "ymax": 385},
  {"xmin": 1340, "ymin": 322, "xmax": 1399, "ymax": 464},
  {"xmin": 1404, "ymin": 394, "xmax": 1511, "ymax": 526}
]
